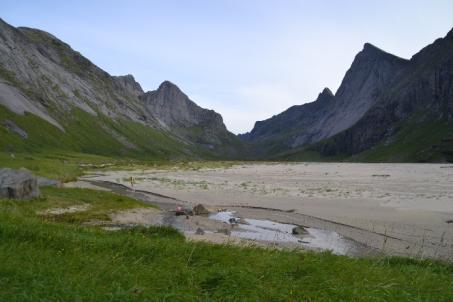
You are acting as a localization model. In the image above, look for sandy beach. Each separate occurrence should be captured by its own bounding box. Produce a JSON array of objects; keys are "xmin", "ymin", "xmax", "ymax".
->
[{"xmin": 81, "ymin": 162, "xmax": 453, "ymax": 259}]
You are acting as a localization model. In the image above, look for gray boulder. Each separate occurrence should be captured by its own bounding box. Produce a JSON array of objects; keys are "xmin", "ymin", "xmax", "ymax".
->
[
  {"xmin": 195, "ymin": 227, "xmax": 205, "ymax": 235},
  {"xmin": 292, "ymin": 226, "xmax": 307, "ymax": 235},
  {"xmin": 0, "ymin": 168, "xmax": 40, "ymax": 199},
  {"xmin": 193, "ymin": 203, "xmax": 210, "ymax": 215}
]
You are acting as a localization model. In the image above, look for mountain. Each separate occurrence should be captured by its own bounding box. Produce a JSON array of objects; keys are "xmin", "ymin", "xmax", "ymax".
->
[
  {"xmin": 240, "ymin": 42, "xmax": 408, "ymax": 157},
  {"xmin": 242, "ymin": 29, "xmax": 453, "ymax": 162},
  {"xmin": 0, "ymin": 18, "xmax": 241, "ymax": 159},
  {"xmin": 310, "ymin": 28, "xmax": 453, "ymax": 162},
  {"xmin": 1, "ymin": 17, "xmax": 451, "ymax": 163},
  {"xmin": 140, "ymin": 81, "xmax": 237, "ymax": 151}
]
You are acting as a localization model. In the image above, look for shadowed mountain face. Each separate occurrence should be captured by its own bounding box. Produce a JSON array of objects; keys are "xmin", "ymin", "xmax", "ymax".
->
[
  {"xmin": 240, "ymin": 43, "xmax": 409, "ymax": 156},
  {"xmin": 241, "ymin": 29, "xmax": 453, "ymax": 162},
  {"xmin": 0, "ymin": 18, "xmax": 241, "ymax": 159},
  {"xmin": 312, "ymin": 28, "xmax": 453, "ymax": 162}
]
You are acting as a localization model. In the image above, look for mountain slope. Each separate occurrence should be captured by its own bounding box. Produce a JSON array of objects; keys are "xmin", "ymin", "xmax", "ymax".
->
[
  {"xmin": 140, "ymin": 81, "xmax": 240, "ymax": 154},
  {"xmin": 0, "ymin": 18, "xmax": 241, "ymax": 159},
  {"xmin": 310, "ymin": 28, "xmax": 453, "ymax": 162},
  {"xmin": 240, "ymin": 43, "xmax": 408, "ymax": 157}
]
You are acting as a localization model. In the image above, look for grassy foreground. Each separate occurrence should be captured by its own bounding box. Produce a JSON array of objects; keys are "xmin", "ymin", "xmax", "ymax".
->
[{"xmin": 0, "ymin": 187, "xmax": 452, "ymax": 301}]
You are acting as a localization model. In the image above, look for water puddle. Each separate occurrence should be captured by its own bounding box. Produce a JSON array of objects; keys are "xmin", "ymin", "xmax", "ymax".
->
[{"xmin": 209, "ymin": 211, "xmax": 368, "ymax": 256}]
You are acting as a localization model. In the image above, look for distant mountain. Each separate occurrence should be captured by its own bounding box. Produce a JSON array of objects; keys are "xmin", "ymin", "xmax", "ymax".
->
[
  {"xmin": 0, "ymin": 18, "xmax": 241, "ymax": 159},
  {"xmin": 310, "ymin": 27, "xmax": 453, "ymax": 162},
  {"xmin": 1, "ymin": 17, "xmax": 451, "ymax": 163},
  {"xmin": 241, "ymin": 29, "xmax": 453, "ymax": 162},
  {"xmin": 240, "ymin": 42, "xmax": 409, "ymax": 157},
  {"xmin": 140, "ymin": 81, "xmax": 236, "ymax": 150}
]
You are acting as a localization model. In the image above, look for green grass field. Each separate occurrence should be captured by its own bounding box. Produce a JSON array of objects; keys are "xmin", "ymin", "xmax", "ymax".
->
[{"xmin": 0, "ymin": 186, "xmax": 452, "ymax": 301}]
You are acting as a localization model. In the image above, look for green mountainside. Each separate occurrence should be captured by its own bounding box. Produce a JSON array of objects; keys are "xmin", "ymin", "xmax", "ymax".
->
[{"xmin": 0, "ymin": 18, "xmax": 242, "ymax": 161}]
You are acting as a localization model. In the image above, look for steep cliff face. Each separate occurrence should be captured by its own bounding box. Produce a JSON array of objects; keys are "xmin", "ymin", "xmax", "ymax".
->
[
  {"xmin": 140, "ymin": 81, "xmax": 239, "ymax": 152},
  {"xmin": 313, "ymin": 28, "xmax": 453, "ymax": 162},
  {"xmin": 321, "ymin": 43, "xmax": 408, "ymax": 138},
  {"xmin": 240, "ymin": 42, "xmax": 408, "ymax": 157},
  {"xmin": 0, "ymin": 18, "xmax": 240, "ymax": 158},
  {"xmin": 239, "ymin": 88, "xmax": 335, "ymax": 155},
  {"xmin": 112, "ymin": 75, "xmax": 144, "ymax": 97}
]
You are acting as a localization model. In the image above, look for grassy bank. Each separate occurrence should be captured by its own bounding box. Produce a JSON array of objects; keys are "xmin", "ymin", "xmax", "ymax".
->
[
  {"xmin": 0, "ymin": 150, "xmax": 247, "ymax": 182},
  {"xmin": 0, "ymin": 187, "xmax": 452, "ymax": 301}
]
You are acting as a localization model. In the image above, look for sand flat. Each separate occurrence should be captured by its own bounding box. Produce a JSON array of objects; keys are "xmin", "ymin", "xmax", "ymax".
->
[{"xmin": 85, "ymin": 163, "xmax": 453, "ymax": 255}]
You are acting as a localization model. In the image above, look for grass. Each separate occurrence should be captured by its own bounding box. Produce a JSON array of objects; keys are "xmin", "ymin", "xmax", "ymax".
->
[
  {"xmin": 0, "ymin": 186, "xmax": 452, "ymax": 301},
  {"xmin": 0, "ymin": 103, "xmax": 192, "ymax": 160},
  {"xmin": 355, "ymin": 119, "xmax": 453, "ymax": 163},
  {"xmin": 0, "ymin": 146, "xmax": 246, "ymax": 184},
  {"xmin": 29, "ymin": 187, "xmax": 154, "ymax": 224},
  {"xmin": 0, "ymin": 151, "xmax": 153, "ymax": 182},
  {"xmin": 271, "ymin": 117, "xmax": 453, "ymax": 163}
]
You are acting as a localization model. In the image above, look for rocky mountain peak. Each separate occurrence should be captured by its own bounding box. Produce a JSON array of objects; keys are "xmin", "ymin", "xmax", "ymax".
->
[
  {"xmin": 362, "ymin": 42, "xmax": 384, "ymax": 54},
  {"xmin": 140, "ymin": 80, "xmax": 226, "ymax": 133},
  {"xmin": 335, "ymin": 43, "xmax": 408, "ymax": 99},
  {"xmin": 152, "ymin": 80, "xmax": 189, "ymax": 107},
  {"xmin": 320, "ymin": 87, "xmax": 334, "ymax": 98},
  {"xmin": 156, "ymin": 80, "xmax": 185, "ymax": 97},
  {"xmin": 356, "ymin": 42, "xmax": 407, "ymax": 64},
  {"xmin": 112, "ymin": 74, "xmax": 144, "ymax": 96},
  {"xmin": 315, "ymin": 87, "xmax": 335, "ymax": 105},
  {"xmin": 158, "ymin": 80, "xmax": 178, "ymax": 89}
]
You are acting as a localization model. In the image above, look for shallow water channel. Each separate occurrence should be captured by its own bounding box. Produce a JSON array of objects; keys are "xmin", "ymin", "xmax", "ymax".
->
[{"xmin": 209, "ymin": 211, "xmax": 371, "ymax": 256}]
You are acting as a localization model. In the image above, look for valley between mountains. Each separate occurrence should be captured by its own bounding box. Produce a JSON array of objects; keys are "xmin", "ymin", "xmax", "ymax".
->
[
  {"xmin": 1, "ymin": 16, "xmax": 453, "ymax": 301},
  {"xmin": 0, "ymin": 18, "xmax": 452, "ymax": 162}
]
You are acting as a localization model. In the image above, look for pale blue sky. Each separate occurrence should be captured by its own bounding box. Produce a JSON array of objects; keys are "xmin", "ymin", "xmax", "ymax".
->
[{"xmin": 2, "ymin": 1, "xmax": 453, "ymax": 133}]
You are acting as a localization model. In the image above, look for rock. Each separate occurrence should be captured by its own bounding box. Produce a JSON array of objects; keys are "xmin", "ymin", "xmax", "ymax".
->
[
  {"xmin": 195, "ymin": 227, "xmax": 205, "ymax": 235},
  {"xmin": 0, "ymin": 168, "xmax": 40, "ymax": 199},
  {"xmin": 217, "ymin": 228, "xmax": 231, "ymax": 236},
  {"xmin": 2, "ymin": 119, "xmax": 28, "ymax": 139},
  {"xmin": 229, "ymin": 217, "xmax": 238, "ymax": 224},
  {"xmin": 193, "ymin": 203, "xmax": 210, "ymax": 215},
  {"xmin": 292, "ymin": 226, "xmax": 307, "ymax": 235}
]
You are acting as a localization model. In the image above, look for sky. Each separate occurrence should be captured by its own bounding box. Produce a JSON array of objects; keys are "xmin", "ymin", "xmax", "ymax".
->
[{"xmin": 2, "ymin": 1, "xmax": 453, "ymax": 134}]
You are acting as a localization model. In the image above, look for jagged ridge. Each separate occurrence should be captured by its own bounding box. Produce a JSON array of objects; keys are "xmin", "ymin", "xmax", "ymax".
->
[
  {"xmin": 0, "ymin": 18, "xmax": 241, "ymax": 158},
  {"xmin": 240, "ymin": 42, "xmax": 409, "ymax": 157}
]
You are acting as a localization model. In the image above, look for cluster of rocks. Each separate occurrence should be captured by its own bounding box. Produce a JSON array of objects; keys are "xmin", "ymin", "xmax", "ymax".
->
[{"xmin": 175, "ymin": 203, "xmax": 210, "ymax": 217}]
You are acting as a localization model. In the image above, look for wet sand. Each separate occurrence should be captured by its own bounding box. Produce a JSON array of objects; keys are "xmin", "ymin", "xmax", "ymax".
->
[{"xmin": 80, "ymin": 163, "xmax": 453, "ymax": 259}]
